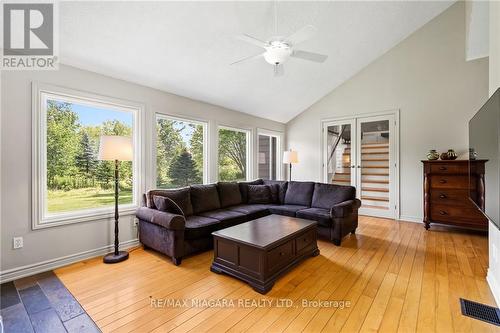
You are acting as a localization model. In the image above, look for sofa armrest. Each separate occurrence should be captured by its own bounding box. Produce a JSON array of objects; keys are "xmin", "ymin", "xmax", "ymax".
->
[
  {"xmin": 330, "ymin": 199, "xmax": 361, "ymax": 218},
  {"xmin": 136, "ymin": 207, "xmax": 185, "ymax": 230}
]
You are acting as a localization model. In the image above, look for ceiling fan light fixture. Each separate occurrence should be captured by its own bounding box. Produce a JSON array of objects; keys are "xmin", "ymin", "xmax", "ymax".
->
[{"xmin": 263, "ymin": 41, "xmax": 292, "ymax": 65}]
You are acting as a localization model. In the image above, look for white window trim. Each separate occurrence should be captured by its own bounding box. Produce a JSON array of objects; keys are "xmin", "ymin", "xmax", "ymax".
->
[
  {"xmin": 32, "ymin": 82, "xmax": 145, "ymax": 230},
  {"xmin": 217, "ymin": 125, "xmax": 253, "ymax": 181},
  {"xmin": 153, "ymin": 113, "xmax": 209, "ymax": 186},
  {"xmin": 257, "ymin": 128, "xmax": 284, "ymax": 181}
]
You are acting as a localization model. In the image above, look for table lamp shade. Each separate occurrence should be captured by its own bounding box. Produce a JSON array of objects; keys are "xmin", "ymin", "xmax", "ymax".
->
[
  {"xmin": 98, "ymin": 135, "xmax": 133, "ymax": 161},
  {"xmin": 283, "ymin": 150, "xmax": 299, "ymax": 164}
]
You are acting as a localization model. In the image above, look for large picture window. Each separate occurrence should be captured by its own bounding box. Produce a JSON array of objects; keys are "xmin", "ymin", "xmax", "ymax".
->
[
  {"xmin": 218, "ymin": 126, "xmax": 250, "ymax": 181},
  {"xmin": 33, "ymin": 86, "xmax": 142, "ymax": 228},
  {"xmin": 156, "ymin": 115, "xmax": 207, "ymax": 188}
]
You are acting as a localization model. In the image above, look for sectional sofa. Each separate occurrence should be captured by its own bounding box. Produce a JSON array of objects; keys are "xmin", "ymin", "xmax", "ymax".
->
[{"xmin": 136, "ymin": 180, "xmax": 361, "ymax": 265}]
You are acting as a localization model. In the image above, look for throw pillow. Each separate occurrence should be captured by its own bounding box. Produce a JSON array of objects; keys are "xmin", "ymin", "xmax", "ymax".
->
[
  {"xmin": 247, "ymin": 185, "xmax": 272, "ymax": 204},
  {"xmin": 190, "ymin": 184, "xmax": 221, "ymax": 214},
  {"xmin": 217, "ymin": 182, "xmax": 242, "ymax": 207},
  {"xmin": 153, "ymin": 195, "xmax": 184, "ymax": 215}
]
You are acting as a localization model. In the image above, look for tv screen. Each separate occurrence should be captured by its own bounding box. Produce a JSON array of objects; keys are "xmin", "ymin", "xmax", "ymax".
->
[{"xmin": 469, "ymin": 88, "xmax": 500, "ymax": 228}]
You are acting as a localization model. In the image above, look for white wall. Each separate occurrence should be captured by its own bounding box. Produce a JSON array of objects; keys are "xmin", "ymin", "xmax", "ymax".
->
[
  {"xmin": 487, "ymin": 0, "xmax": 500, "ymax": 306},
  {"xmin": 0, "ymin": 64, "xmax": 284, "ymax": 280},
  {"xmin": 285, "ymin": 2, "xmax": 489, "ymax": 222}
]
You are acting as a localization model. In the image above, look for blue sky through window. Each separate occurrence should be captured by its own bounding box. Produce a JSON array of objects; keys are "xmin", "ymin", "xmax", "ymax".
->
[{"xmin": 55, "ymin": 101, "xmax": 133, "ymax": 126}]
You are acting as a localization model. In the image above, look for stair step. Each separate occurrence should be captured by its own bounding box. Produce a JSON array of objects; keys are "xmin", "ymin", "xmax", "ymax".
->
[
  {"xmin": 362, "ymin": 172, "xmax": 389, "ymax": 176},
  {"xmin": 361, "ymin": 196, "xmax": 389, "ymax": 202},
  {"xmin": 333, "ymin": 181, "xmax": 350, "ymax": 185},
  {"xmin": 362, "ymin": 166, "xmax": 389, "ymax": 169},
  {"xmin": 362, "ymin": 158, "xmax": 389, "ymax": 162},
  {"xmin": 362, "ymin": 180, "xmax": 389, "ymax": 184},
  {"xmin": 362, "ymin": 143, "xmax": 389, "ymax": 148},
  {"xmin": 335, "ymin": 172, "xmax": 351, "ymax": 175},
  {"xmin": 362, "ymin": 187, "xmax": 389, "ymax": 192},
  {"xmin": 362, "ymin": 204, "xmax": 390, "ymax": 210},
  {"xmin": 362, "ymin": 152, "xmax": 389, "ymax": 155}
]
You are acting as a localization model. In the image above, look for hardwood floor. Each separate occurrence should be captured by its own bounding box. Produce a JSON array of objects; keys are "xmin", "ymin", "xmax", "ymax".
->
[{"xmin": 55, "ymin": 217, "xmax": 499, "ymax": 333}]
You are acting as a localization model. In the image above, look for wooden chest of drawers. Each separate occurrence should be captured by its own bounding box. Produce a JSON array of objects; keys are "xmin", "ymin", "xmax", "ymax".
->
[{"xmin": 422, "ymin": 160, "xmax": 488, "ymax": 230}]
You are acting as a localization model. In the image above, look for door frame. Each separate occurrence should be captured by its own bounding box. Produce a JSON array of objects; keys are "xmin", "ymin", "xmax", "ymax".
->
[{"xmin": 320, "ymin": 109, "xmax": 400, "ymax": 220}]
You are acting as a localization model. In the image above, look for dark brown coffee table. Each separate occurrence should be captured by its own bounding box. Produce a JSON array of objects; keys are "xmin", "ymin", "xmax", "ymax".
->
[{"xmin": 210, "ymin": 214, "xmax": 319, "ymax": 294}]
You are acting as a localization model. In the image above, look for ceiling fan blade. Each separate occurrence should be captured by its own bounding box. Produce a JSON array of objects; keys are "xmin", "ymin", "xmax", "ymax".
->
[
  {"xmin": 274, "ymin": 64, "xmax": 284, "ymax": 77},
  {"xmin": 237, "ymin": 34, "xmax": 269, "ymax": 49},
  {"xmin": 230, "ymin": 53, "xmax": 264, "ymax": 65},
  {"xmin": 291, "ymin": 50, "xmax": 328, "ymax": 63},
  {"xmin": 285, "ymin": 25, "xmax": 317, "ymax": 45}
]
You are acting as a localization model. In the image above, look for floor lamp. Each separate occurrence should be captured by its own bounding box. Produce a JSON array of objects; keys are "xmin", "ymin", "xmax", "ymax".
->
[
  {"xmin": 283, "ymin": 150, "xmax": 298, "ymax": 181},
  {"xmin": 98, "ymin": 135, "xmax": 133, "ymax": 264}
]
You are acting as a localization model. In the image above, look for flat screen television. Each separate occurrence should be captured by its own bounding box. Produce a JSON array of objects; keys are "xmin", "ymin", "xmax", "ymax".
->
[{"xmin": 469, "ymin": 88, "xmax": 500, "ymax": 229}]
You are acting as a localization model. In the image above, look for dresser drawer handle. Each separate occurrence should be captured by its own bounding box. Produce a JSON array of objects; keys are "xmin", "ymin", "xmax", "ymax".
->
[
  {"xmin": 280, "ymin": 252, "xmax": 285, "ymax": 256},
  {"xmin": 439, "ymin": 179, "xmax": 447, "ymax": 184},
  {"xmin": 439, "ymin": 194, "xmax": 447, "ymax": 199},
  {"xmin": 303, "ymin": 238, "xmax": 308, "ymax": 242},
  {"xmin": 439, "ymin": 210, "xmax": 447, "ymax": 215},
  {"xmin": 439, "ymin": 166, "xmax": 447, "ymax": 171}
]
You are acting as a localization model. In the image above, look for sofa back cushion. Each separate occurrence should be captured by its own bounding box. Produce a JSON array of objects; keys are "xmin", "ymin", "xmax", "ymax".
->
[
  {"xmin": 247, "ymin": 185, "xmax": 273, "ymax": 204},
  {"xmin": 190, "ymin": 184, "xmax": 221, "ymax": 214},
  {"xmin": 239, "ymin": 179, "xmax": 264, "ymax": 203},
  {"xmin": 146, "ymin": 188, "xmax": 193, "ymax": 216},
  {"xmin": 217, "ymin": 182, "xmax": 242, "ymax": 207},
  {"xmin": 311, "ymin": 183, "xmax": 356, "ymax": 209},
  {"xmin": 153, "ymin": 195, "xmax": 184, "ymax": 215},
  {"xmin": 263, "ymin": 180, "xmax": 288, "ymax": 204},
  {"xmin": 284, "ymin": 181, "xmax": 315, "ymax": 206}
]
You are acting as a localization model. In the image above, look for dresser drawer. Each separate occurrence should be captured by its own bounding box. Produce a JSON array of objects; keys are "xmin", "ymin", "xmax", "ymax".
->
[
  {"xmin": 430, "ymin": 190, "xmax": 469, "ymax": 206},
  {"xmin": 430, "ymin": 175, "xmax": 474, "ymax": 189},
  {"xmin": 430, "ymin": 204, "xmax": 486, "ymax": 224},
  {"xmin": 267, "ymin": 241, "xmax": 294, "ymax": 272},
  {"xmin": 430, "ymin": 163, "xmax": 468, "ymax": 174}
]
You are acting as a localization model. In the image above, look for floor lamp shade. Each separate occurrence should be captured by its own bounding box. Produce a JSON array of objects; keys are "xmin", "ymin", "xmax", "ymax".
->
[
  {"xmin": 98, "ymin": 135, "xmax": 133, "ymax": 161},
  {"xmin": 98, "ymin": 135, "xmax": 132, "ymax": 264},
  {"xmin": 283, "ymin": 150, "xmax": 298, "ymax": 181},
  {"xmin": 283, "ymin": 150, "xmax": 299, "ymax": 164}
]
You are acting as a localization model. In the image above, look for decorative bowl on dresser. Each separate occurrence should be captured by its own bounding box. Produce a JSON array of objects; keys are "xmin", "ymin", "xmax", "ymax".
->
[{"xmin": 422, "ymin": 160, "xmax": 488, "ymax": 230}]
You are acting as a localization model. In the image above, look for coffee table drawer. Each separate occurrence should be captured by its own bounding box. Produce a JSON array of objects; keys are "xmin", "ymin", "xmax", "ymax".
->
[
  {"xmin": 267, "ymin": 241, "xmax": 294, "ymax": 272},
  {"xmin": 296, "ymin": 230, "xmax": 315, "ymax": 254}
]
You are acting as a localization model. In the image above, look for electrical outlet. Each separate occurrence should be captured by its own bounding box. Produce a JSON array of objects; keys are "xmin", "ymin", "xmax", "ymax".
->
[{"xmin": 13, "ymin": 237, "xmax": 23, "ymax": 249}]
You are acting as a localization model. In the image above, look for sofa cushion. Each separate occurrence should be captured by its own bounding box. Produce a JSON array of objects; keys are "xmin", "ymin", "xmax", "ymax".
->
[
  {"xmin": 184, "ymin": 215, "xmax": 221, "ymax": 240},
  {"xmin": 190, "ymin": 184, "xmax": 221, "ymax": 214},
  {"xmin": 296, "ymin": 208, "xmax": 331, "ymax": 227},
  {"xmin": 146, "ymin": 188, "xmax": 193, "ymax": 216},
  {"xmin": 198, "ymin": 209, "xmax": 247, "ymax": 228},
  {"xmin": 239, "ymin": 179, "xmax": 264, "ymax": 203},
  {"xmin": 263, "ymin": 180, "xmax": 288, "ymax": 204},
  {"xmin": 153, "ymin": 195, "xmax": 184, "ymax": 215},
  {"xmin": 268, "ymin": 204, "xmax": 309, "ymax": 217},
  {"xmin": 284, "ymin": 181, "xmax": 315, "ymax": 206},
  {"xmin": 247, "ymin": 185, "xmax": 272, "ymax": 204},
  {"xmin": 311, "ymin": 183, "xmax": 356, "ymax": 209},
  {"xmin": 217, "ymin": 182, "xmax": 242, "ymax": 208},
  {"xmin": 228, "ymin": 204, "xmax": 273, "ymax": 220}
]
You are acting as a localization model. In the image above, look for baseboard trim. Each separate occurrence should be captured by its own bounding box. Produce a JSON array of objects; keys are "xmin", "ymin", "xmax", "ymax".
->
[
  {"xmin": 487, "ymin": 270, "xmax": 500, "ymax": 306},
  {"xmin": 0, "ymin": 239, "xmax": 140, "ymax": 283},
  {"xmin": 399, "ymin": 215, "xmax": 422, "ymax": 224}
]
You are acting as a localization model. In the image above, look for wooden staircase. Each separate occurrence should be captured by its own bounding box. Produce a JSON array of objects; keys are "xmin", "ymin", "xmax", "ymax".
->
[{"xmin": 360, "ymin": 143, "xmax": 390, "ymax": 210}]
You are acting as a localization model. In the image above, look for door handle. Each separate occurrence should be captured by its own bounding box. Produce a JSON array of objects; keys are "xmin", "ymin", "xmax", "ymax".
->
[{"xmin": 351, "ymin": 165, "xmax": 355, "ymax": 168}]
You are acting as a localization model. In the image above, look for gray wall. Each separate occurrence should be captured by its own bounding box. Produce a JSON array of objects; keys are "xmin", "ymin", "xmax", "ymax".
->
[
  {"xmin": 0, "ymin": 64, "xmax": 284, "ymax": 276},
  {"xmin": 285, "ymin": 2, "xmax": 489, "ymax": 221}
]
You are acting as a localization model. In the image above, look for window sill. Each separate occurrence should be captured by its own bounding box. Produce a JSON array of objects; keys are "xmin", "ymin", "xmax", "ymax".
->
[{"xmin": 32, "ymin": 206, "xmax": 138, "ymax": 230}]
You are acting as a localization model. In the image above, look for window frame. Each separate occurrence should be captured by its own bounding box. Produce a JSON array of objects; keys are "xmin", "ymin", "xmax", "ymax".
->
[
  {"xmin": 153, "ymin": 113, "xmax": 209, "ymax": 187},
  {"xmin": 256, "ymin": 128, "xmax": 284, "ymax": 181},
  {"xmin": 217, "ymin": 125, "xmax": 252, "ymax": 181},
  {"xmin": 32, "ymin": 83, "xmax": 144, "ymax": 230}
]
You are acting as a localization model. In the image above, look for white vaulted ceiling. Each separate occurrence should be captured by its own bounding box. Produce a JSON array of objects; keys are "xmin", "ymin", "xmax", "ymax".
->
[{"xmin": 60, "ymin": 1, "xmax": 454, "ymax": 123}]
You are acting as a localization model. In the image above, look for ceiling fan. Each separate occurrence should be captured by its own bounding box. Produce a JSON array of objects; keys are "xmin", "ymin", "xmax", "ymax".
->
[{"xmin": 231, "ymin": 3, "xmax": 328, "ymax": 76}]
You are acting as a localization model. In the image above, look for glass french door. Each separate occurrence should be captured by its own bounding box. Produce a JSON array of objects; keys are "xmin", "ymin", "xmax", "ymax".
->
[{"xmin": 323, "ymin": 114, "xmax": 396, "ymax": 219}]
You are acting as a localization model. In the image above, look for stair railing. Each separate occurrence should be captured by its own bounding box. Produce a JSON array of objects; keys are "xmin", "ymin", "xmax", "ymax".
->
[{"xmin": 327, "ymin": 125, "xmax": 346, "ymax": 166}]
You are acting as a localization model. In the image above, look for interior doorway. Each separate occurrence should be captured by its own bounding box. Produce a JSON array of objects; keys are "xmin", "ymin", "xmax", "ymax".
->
[{"xmin": 323, "ymin": 112, "xmax": 399, "ymax": 219}]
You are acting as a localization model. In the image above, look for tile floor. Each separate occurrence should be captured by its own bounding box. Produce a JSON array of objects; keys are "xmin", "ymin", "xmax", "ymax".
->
[{"xmin": 0, "ymin": 271, "xmax": 100, "ymax": 333}]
